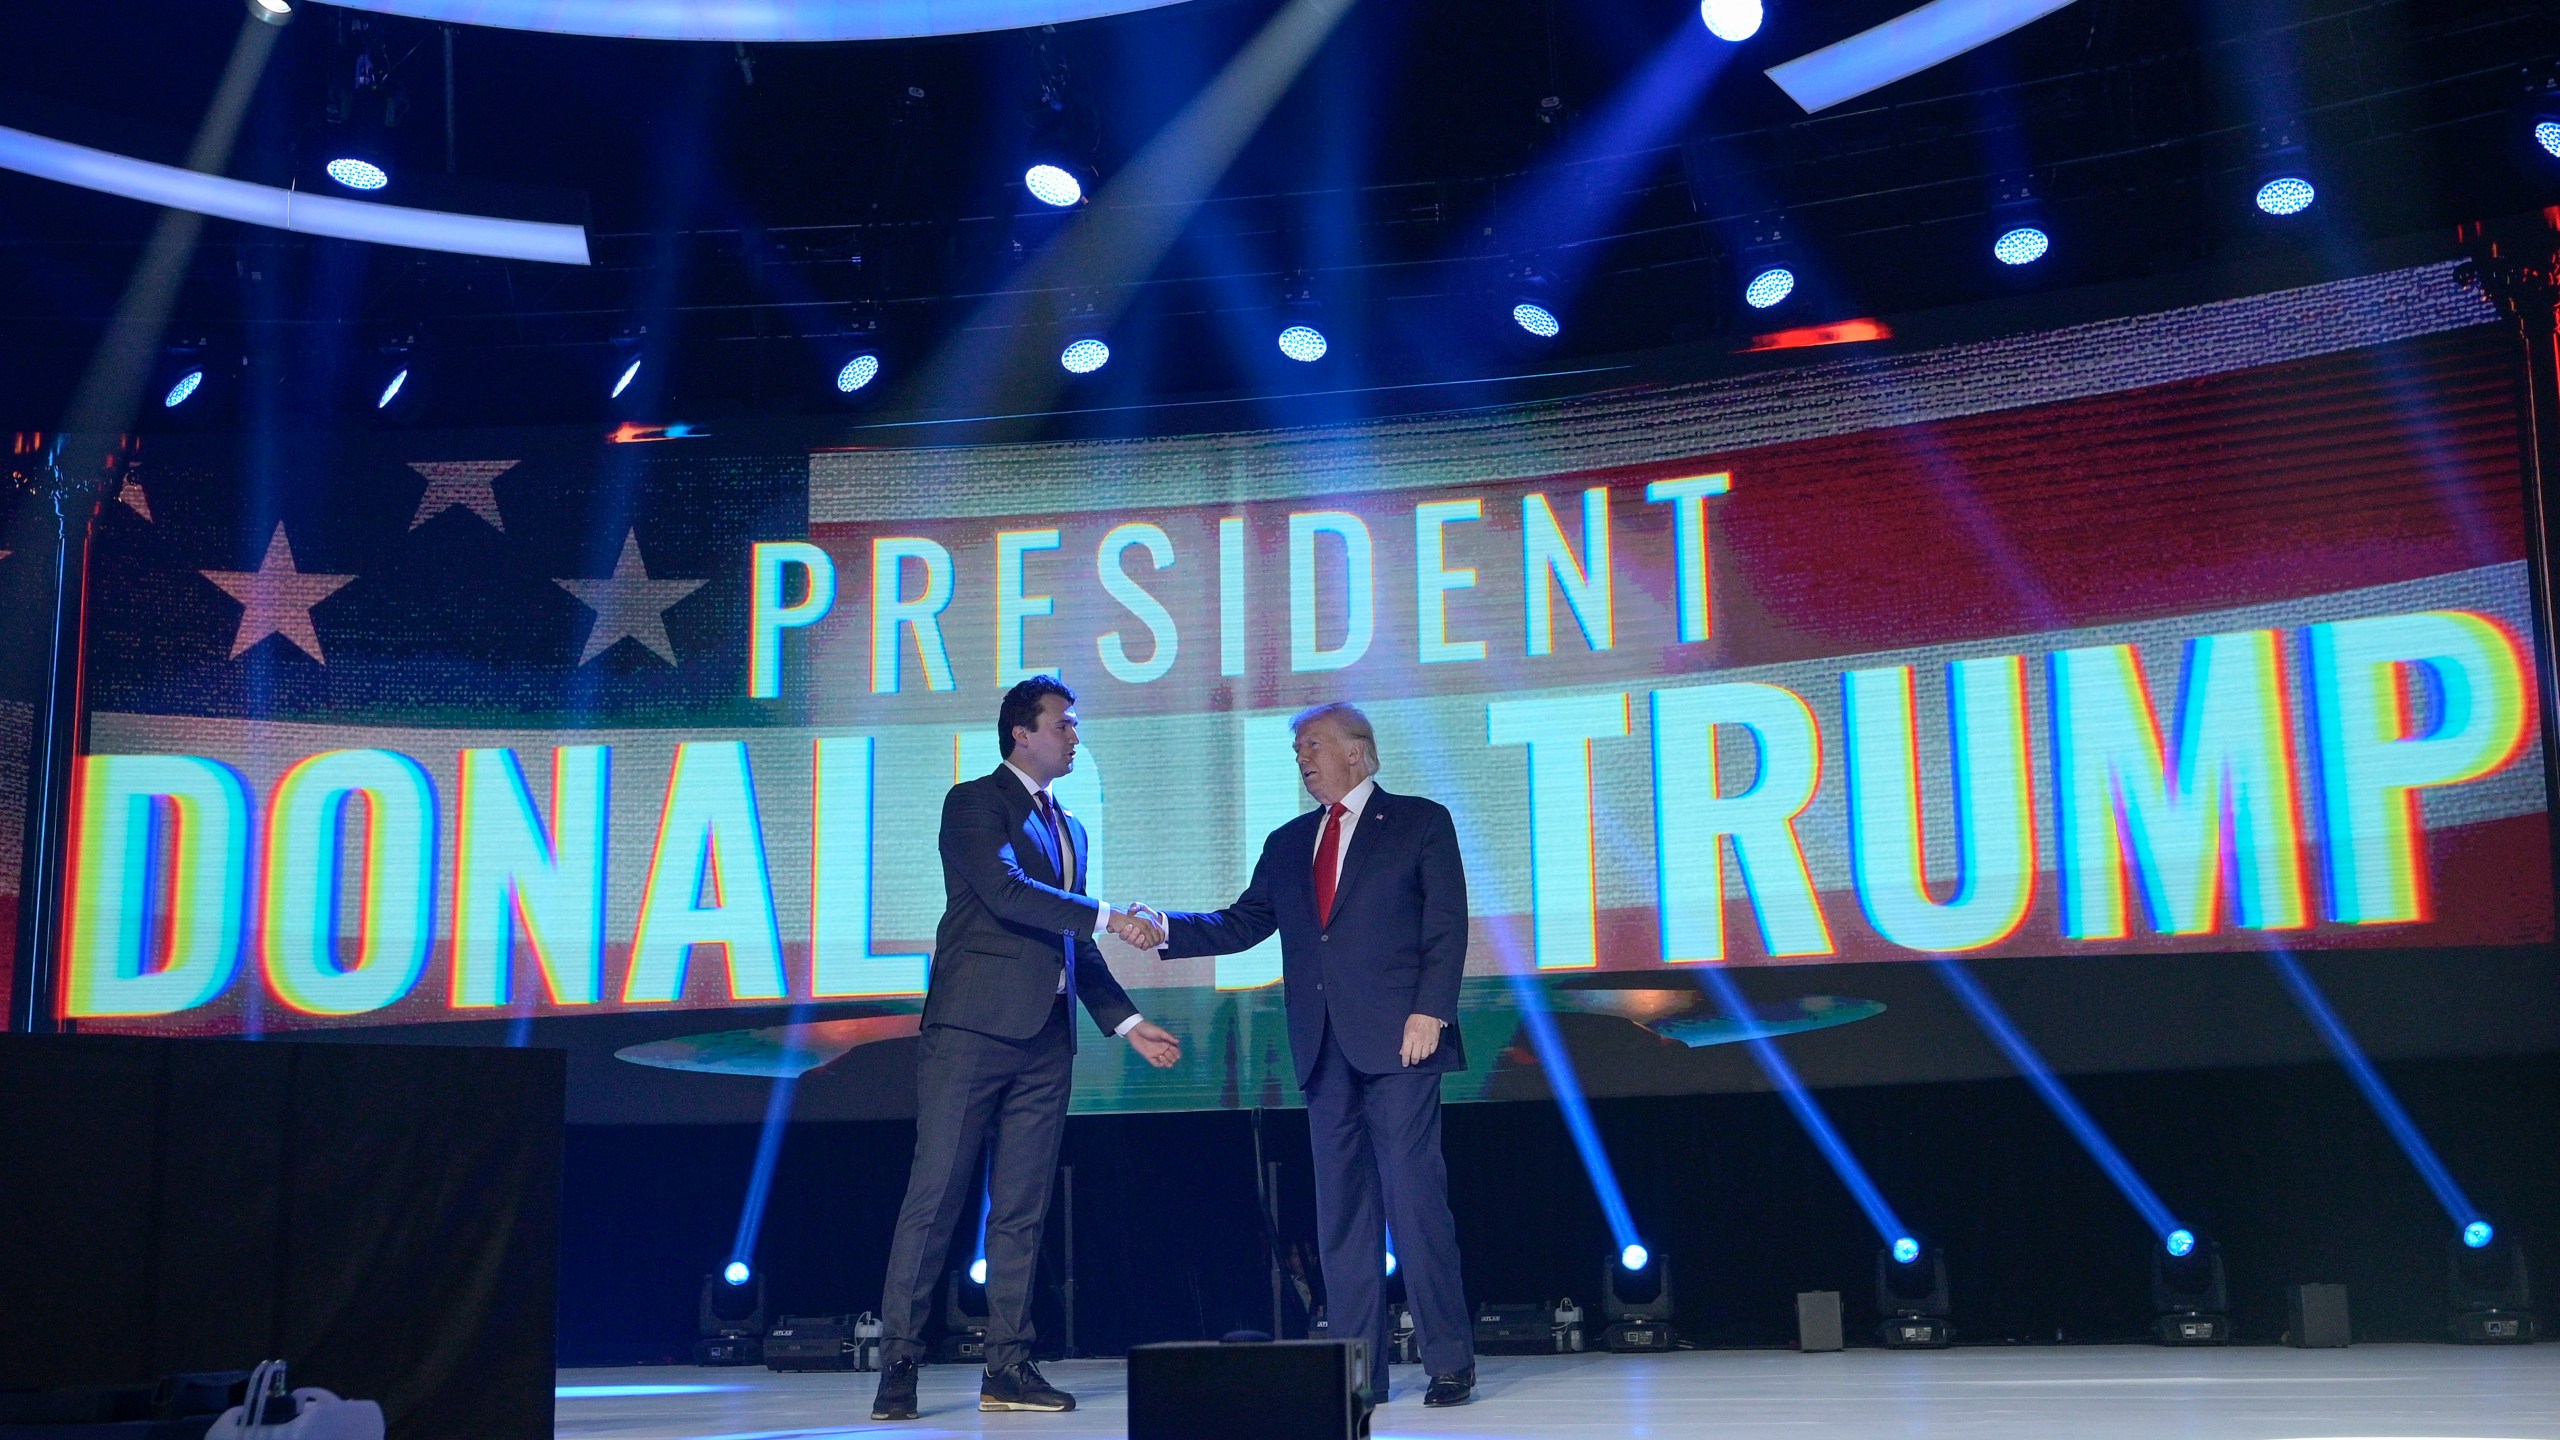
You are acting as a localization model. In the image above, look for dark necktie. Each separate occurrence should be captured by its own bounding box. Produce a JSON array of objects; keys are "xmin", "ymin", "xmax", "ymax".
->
[
  {"xmin": 1033, "ymin": 791, "xmax": 1067, "ymax": 885},
  {"xmin": 1313, "ymin": 801, "xmax": 1349, "ymax": 925}
]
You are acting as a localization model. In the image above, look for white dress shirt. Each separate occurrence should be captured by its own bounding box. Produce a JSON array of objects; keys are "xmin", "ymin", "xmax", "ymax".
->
[{"xmin": 1002, "ymin": 760, "xmax": 1142, "ymax": 1036}]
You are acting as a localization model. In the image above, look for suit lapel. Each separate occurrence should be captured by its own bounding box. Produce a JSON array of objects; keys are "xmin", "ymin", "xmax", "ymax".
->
[
  {"xmin": 1323, "ymin": 785, "xmax": 1395, "ymax": 921},
  {"xmin": 996, "ymin": 768, "xmax": 1065, "ymax": 885}
]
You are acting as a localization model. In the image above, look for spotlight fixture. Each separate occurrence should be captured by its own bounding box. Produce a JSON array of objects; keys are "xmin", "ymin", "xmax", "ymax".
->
[
  {"xmin": 2515, "ymin": 64, "xmax": 2560, "ymax": 166},
  {"xmin": 1987, "ymin": 174, "xmax": 2051, "ymax": 268},
  {"xmin": 1744, "ymin": 267, "xmax": 1797, "ymax": 309},
  {"xmin": 325, "ymin": 156, "xmax": 390, "ymax": 192},
  {"xmin": 611, "ymin": 356, "xmax": 644, "ymax": 398},
  {"xmin": 940, "ymin": 1269, "xmax": 992, "ymax": 1364},
  {"xmin": 2252, "ymin": 123, "xmax": 2316, "ymax": 217},
  {"xmin": 1876, "ymin": 1241, "xmax": 1951, "ymax": 1348},
  {"xmin": 1699, "ymin": 0, "xmax": 1763, "ymax": 43},
  {"xmin": 1507, "ymin": 266, "xmax": 1564, "ymax": 343},
  {"xmin": 371, "ymin": 336, "xmax": 426, "ymax": 421},
  {"xmin": 1736, "ymin": 213, "xmax": 1803, "ymax": 314},
  {"xmin": 1277, "ymin": 324, "xmax": 1329, "ymax": 363},
  {"xmin": 2449, "ymin": 1226, "xmax": 2535, "ymax": 1343},
  {"xmin": 1024, "ymin": 162, "xmax": 1086, "ymax": 208},
  {"xmin": 1060, "ymin": 336, "xmax": 1111, "ymax": 375},
  {"xmin": 1602, "ymin": 1246, "xmax": 1674, "ymax": 1351},
  {"xmin": 246, "ymin": 0, "xmax": 295, "ymax": 25},
  {"xmin": 1385, "ymin": 1249, "xmax": 1399, "ymax": 1277},
  {"xmin": 968, "ymin": 1256, "xmax": 988, "ymax": 1286},
  {"xmin": 1891, "ymin": 1235, "xmax": 1921, "ymax": 1265},
  {"xmin": 163, "ymin": 368, "xmax": 207, "ymax": 410},
  {"xmin": 696, "ymin": 1267, "xmax": 767, "ymax": 1366},
  {"xmin": 836, "ymin": 353, "xmax": 881, "ymax": 394},
  {"xmin": 2152, "ymin": 1233, "xmax": 2230, "ymax": 1345}
]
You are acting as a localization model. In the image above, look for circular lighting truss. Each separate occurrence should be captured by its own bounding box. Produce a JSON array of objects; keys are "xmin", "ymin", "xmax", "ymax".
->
[
  {"xmin": 1992, "ymin": 226, "xmax": 2050, "ymax": 266},
  {"xmin": 163, "ymin": 368, "xmax": 207, "ymax": 409},
  {"xmin": 1024, "ymin": 163, "xmax": 1085, "ymax": 208},
  {"xmin": 1060, "ymin": 337, "xmax": 1111, "ymax": 374},
  {"xmin": 2254, "ymin": 176, "xmax": 2315, "ymax": 216},
  {"xmin": 1891, "ymin": 1236, "xmax": 1921, "ymax": 1265},
  {"xmin": 721, "ymin": 1261, "xmax": 751, "ymax": 1286},
  {"xmin": 326, "ymin": 157, "xmax": 390, "ymax": 192},
  {"xmin": 2463, "ymin": 1220, "xmax": 2496, "ymax": 1250},
  {"xmin": 1620, "ymin": 1243, "xmax": 1650, "ymax": 1271},
  {"xmin": 1511, "ymin": 301, "xmax": 1561, "ymax": 339},
  {"xmin": 376, "ymin": 367, "xmax": 411, "ymax": 410},
  {"xmin": 2164, "ymin": 1229, "xmax": 2197, "ymax": 1258},
  {"xmin": 1699, "ymin": 0, "xmax": 1763, "ymax": 42},
  {"xmin": 1743, "ymin": 265, "xmax": 1796, "ymax": 309},
  {"xmin": 836, "ymin": 353, "xmax": 882, "ymax": 394},
  {"xmin": 1277, "ymin": 324, "xmax": 1329, "ymax": 363}
]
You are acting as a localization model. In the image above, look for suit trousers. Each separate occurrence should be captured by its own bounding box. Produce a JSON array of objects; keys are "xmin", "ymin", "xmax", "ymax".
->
[
  {"xmin": 877, "ymin": 996, "xmax": 1073, "ymax": 1370},
  {"xmin": 1304, "ymin": 1021, "xmax": 1474, "ymax": 1376}
]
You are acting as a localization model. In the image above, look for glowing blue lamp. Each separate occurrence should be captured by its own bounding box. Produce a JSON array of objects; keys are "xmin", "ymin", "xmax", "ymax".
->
[{"xmin": 721, "ymin": 1260, "xmax": 751, "ymax": 1286}]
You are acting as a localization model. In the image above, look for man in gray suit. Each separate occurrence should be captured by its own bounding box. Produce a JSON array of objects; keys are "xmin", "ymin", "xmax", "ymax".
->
[{"xmin": 871, "ymin": 676, "xmax": 1180, "ymax": 1421}]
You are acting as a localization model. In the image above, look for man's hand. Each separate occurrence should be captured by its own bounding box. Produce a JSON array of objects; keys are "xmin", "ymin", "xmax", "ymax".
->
[
  {"xmin": 1108, "ymin": 905, "xmax": 1166, "ymax": 949},
  {"xmin": 1400, "ymin": 1013, "xmax": 1444, "ymax": 1067},
  {"xmin": 1125, "ymin": 1019, "xmax": 1183, "ymax": 1068}
]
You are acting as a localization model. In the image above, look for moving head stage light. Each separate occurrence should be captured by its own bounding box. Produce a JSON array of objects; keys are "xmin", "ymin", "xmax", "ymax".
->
[
  {"xmin": 2450, "ymin": 1227, "xmax": 2536, "ymax": 1343},
  {"xmin": 1602, "ymin": 1246, "xmax": 1674, "ymax": 1352},
  {"xmin": 2152, "ymin": 1232, "xmax": 2231, "ymax": 1345},
  {"xmin": 696, "ymin": 1267, "xmax": 767, "ymax": 1366},
  {"xmin": 1877, "ymin": 1241, "xmax": 1951, "ymax": 1348}
]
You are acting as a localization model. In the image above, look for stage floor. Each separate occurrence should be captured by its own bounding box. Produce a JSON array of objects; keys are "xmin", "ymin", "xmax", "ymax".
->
[{"xmin": 554, "ymin": 1342, "xmax": 2560, "ymax": 1439}]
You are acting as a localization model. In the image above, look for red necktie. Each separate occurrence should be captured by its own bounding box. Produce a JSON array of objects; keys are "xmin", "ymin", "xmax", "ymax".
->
[
  {"xmin": 1313, "ymin": 802, "xmax": 1349, "ymax": 925},
  {"xmin": 1034, "ymin": 792, "xmax": 1067, "ymax": 884}
]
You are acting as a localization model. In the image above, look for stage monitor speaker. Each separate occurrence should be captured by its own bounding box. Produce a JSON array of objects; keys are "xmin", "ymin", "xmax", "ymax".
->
[
  {"xmin": 1128, "ymin": 1339, "xmax": 1370, "ymax": 1440},
  {"xmin": 764, "ymin": 1316, "xmax": 860, "ymax": 1371},
  {"xmin": 2287, "ymin": 1284, "xmax": 2351, "ymax": 1347},
  {"xmin": 1796, "ymin": 1291, "xmax": 1843, "ymax": 1352}
]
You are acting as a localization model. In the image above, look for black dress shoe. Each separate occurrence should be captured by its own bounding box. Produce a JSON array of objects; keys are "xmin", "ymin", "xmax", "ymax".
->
[
  {"xmin": 870, "ymin": 1358, "xmax": 920, "ymax": 1421},
  {"xmin": 980, "ymin": 1360, "xmax": 1076, "ymax": 1412},
  {"xmin": 1423, "ymin": 1365, "xmax": 1476, "ymax": 1407}
]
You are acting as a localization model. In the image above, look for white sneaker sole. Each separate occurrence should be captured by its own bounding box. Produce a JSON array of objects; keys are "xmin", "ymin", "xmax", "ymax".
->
[{"xmin": 979, "ymin": 1399, "xmax": 1074, "ymax": 1412}]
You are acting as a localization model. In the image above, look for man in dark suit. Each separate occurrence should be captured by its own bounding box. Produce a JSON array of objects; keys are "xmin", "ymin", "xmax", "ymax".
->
[
  {"xmin": 871, "ymin": 676, "xmax": 1182, "ymax": 1421},
  {"xmin": 1142, "ymin": 702, "xmax": 1477, "ymax": 1406}
]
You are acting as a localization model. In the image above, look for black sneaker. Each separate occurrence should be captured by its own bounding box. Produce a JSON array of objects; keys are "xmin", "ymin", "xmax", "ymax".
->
[
  {"xmin": 870, "ymin": 1358, "xmax": 919, "ymax": 1421},
  {"xmin": 1423, "ymin": 1365, "xmax": 1476, "ymax": 1407},
  {"xmin": 980, "ymin": 1360, "xmax": 1075, "ymax": 1412}
]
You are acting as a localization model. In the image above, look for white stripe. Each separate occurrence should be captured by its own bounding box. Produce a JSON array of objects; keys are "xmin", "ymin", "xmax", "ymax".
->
[{"xmin": 1766, "ymin": 0, "xmax": 2083, "ymax": 113}]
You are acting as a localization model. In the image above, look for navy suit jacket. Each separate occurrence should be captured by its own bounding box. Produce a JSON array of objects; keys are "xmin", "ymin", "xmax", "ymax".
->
[
  {"xmin": 1160, "ymin": 783, "xmax": 1469, "ymax": 1085},
  {"xmin": 926, "ymin": 767, "xmax": 1139, "ymax": 1045}
]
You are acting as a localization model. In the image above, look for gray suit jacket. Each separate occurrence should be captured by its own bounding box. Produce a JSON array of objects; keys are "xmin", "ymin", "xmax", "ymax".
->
[{"xmin": 926, "ymin": 766, "xmax": 1139, "ymax": 1044}]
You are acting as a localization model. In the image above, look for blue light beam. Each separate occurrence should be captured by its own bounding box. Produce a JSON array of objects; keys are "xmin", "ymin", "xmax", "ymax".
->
[
  {"xmin": 1504, "ymin": 971, "xmax": 1642, "ymax": 1253},
  {"xmin": 1934, "ymin": 959, "xmax": 2184, "ymax": 1241},
  {"xmin": 1766, "ymin": 0, "xmax": 2081, "ymax": 113},
  {"xmin": 725, "ymin": 1064, "xmax": 803, "ymax": 1289},
  {"xmin": 1695, "ymin": 964, "xmax": 1912, "ymax": 1249},
  {"xmin": 2267, "ymin": 949, "xmax": 2488, "ymax": 1240}
]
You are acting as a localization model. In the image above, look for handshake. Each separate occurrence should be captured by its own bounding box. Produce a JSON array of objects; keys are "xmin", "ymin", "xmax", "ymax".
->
[{"xmin": 1105, "ymin": 902, "xmax": 1171, "ymax": 950}]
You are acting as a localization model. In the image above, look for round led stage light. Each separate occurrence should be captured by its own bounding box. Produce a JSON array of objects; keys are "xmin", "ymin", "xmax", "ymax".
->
[
  {"xmin": 376, "ymin": 367, "xmax": 410, "ymax": 410},
  {"xmin": 2164, "ymin": 1229, "xmax": 2197, "ymax": 1258},
  {"xmin": 163, "ymin": 368, "xmax": 206, "ymax": 409},
  {"xmin": 610, "ymin": 356, "xmax": 644, "ymax": 399},
  {"xmin": 2464, "ymin": 1220, "xmax": 2496, "ymax": 1249},
  {"xmin": 1744, "ymin": 266, "xmax": 1796, "ymax": 309},
  {"xmin": 1700, "ymin": 0, "xmax": 1763, "ymax": 42},
  {"xmin": 1277, "ymin": 324, "xmax": 1329, "ymax": 362},
  {"xmin": 1620, "ymin": 1244, "xmax": 1650, "ymax": 1271},
  {"xmin": 2537, "ymin": 122, "xmax": 2560, "ymax": 160},
  {"xmin": 1511, "ymin": 302, "xmax": 1561, "ymax": 339},
  {"xmin": 2254, "ymin": 176, "xmax": 2315, "ymax": 216},
  {"xmin": 1060, "ymin": 337, "xmax": 1111, "ymax": 374},
  {"xmin": 248, "ymin": 0, "xmax": 295, "ymax": 25},
  {"xmin": 1024, "ymin": 164, "xmax": 1085, "ymax": 208},
  {"xmin": 1891, "ymin": 1236, "xmax": 1921, "ymax": 1265},
  {"xmin": 836, "ymin": 353, "xmax": 881, "ymax": 394},
  {"xmin": 326, "ymin": 157, "xmax": 390, "ymax": 192},
  {"xmin": 969, "ymin": 1258, "xmax": 988, "ymax": 1284},
  {"xmin": 722, "ymin": 1261, "xmax": 751, "ymax": 1286},
  {"xmin": 1992, "ymin": 226, "xmax": 2050, "ymax": 266},
  {"xmin": 1385, "ymin": 1250, "xmax": 1399, "ymax": 1277}
]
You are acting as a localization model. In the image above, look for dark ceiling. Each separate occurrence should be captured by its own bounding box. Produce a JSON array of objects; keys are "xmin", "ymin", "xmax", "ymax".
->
[{"xmin": 3, "ymin": 0, "xmax": 2558, "ymax": 433}]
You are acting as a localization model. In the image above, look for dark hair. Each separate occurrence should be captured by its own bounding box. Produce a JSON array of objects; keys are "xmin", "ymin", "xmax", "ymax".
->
[{"xmin": 997, "ymin": 676, "xmax": 1076, "ymax": 758}]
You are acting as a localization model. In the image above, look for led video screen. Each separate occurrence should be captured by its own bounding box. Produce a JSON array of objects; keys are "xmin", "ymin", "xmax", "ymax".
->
[{"xmin": 50, "ymin": 263, "xmax": 2555, "ymax": 1117}]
